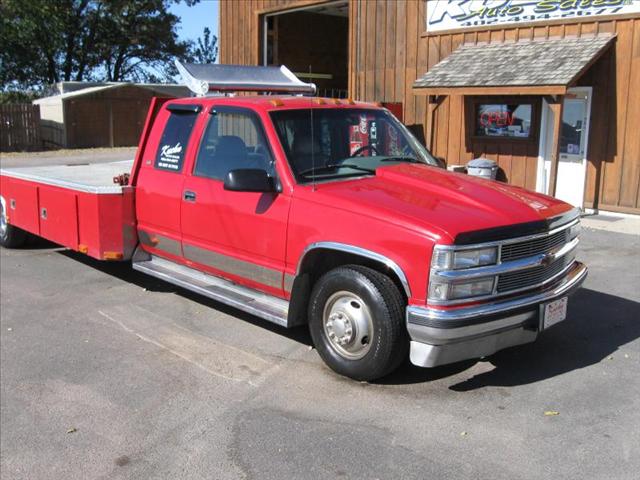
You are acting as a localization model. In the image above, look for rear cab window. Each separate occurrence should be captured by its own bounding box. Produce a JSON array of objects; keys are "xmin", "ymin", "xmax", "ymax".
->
[{"xmin": 154, "ymin": 104, "xmax": 201, "ymax": 173}]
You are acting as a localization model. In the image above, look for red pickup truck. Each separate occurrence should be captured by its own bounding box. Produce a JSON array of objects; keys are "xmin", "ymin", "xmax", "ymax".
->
[{"xmin": 0, "ymin": 73, "xmax": 587, "ymax": 381}]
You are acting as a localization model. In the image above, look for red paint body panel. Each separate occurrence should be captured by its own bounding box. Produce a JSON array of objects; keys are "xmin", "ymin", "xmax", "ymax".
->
[
  {"xmin": 134, "ymin": 102, "xmax": 188, "ymax": 263},
  {"xmin": 1, "ymin": 95, "xmax": 574, "ymax": 307},
  {"xmin": 0, "ymin": 177, "xmax": 40, "ymax": 234},
  {"xmin": 39, "ymin": 187, "xmax": 79, "ymax": 249}
]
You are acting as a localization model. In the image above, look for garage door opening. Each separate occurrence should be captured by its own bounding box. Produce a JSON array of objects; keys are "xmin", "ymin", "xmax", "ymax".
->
[{"xmin": 262, "ymin": 1, "xmax": 348, "ymax": 98}]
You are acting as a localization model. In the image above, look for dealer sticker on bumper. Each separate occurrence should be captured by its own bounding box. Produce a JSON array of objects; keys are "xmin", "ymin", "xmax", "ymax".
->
[{"xmin": 542, "ymin": 297, "xmax": 568, "ymax": 330}]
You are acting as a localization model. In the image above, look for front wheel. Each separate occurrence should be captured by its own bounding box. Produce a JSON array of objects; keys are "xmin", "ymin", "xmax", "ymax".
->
[
  {"xmin": 308, "ymin": 265, "xmax": 409, "ymax": 381},
  {"xmin": 0, "ymin": 197, "xmax": 27, "ymax": 248}
]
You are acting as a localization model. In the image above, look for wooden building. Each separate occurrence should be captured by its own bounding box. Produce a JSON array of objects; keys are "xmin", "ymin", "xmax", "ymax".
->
[
  {"xmin": 34, "ymin": 83, "xmax": 190, "ymax": 149},
  {"xmin": 219, "ymin": 0, "xmax": 640, "ymax": 215}
]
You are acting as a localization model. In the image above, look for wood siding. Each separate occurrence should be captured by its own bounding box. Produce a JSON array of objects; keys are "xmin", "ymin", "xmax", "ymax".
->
[
  {"xmin": 0, "ymin": 104, "xmax": 42, "ymax": 152},
  {"xmin": 219, "ymin": 0, "xmax": 640, "ymax": 214},
  {"xmin": 65, "ymin": 86, "xmax": 174, "ymax": 148}
]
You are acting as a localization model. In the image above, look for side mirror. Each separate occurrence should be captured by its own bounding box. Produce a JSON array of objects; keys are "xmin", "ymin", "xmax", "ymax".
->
[{"xmin": 223, "ymin": 169, "xmax": 276, "ymax": 193}]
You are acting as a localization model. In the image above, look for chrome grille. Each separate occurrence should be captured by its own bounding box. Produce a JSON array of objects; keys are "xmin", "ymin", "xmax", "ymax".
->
[
  {"xmin": 500, "ymin": 229, "xmax": 569, "ymax": 262},
  {"xmin": 497, "ymin": 254, "xmax": 573, "ymax": 293}
]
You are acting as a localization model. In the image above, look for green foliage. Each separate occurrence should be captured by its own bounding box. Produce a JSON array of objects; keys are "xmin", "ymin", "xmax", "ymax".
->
[
  {"xmin": 162, "ymin": 26, "xmax": 218, "ymax": 82},
  {"xmin": 0, "ymin": 91, "xmax": 42, "ymax": 105},
  {"xmin": 0, "ymin": 0, "xmax": 202, "ymax": 90},
  {"xmin": 191, "ymin": 27, "xmax": 218, "ymax": 64}
]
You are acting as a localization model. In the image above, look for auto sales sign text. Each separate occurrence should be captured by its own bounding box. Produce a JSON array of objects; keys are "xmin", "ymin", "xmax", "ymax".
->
[{"xmin": 426, "ymin": 0, "xmax": 640, "ymax": 33}]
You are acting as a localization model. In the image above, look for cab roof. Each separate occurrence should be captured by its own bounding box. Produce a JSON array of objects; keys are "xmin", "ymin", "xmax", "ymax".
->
[{"xmin": 165, "ymin": 95, "xmax": 383, "ymax": 112}]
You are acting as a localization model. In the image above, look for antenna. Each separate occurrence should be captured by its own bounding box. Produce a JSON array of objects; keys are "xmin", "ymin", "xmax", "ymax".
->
[{"xmin": 309, "ymin": 64, "xmax": 316, "ymax": 192}]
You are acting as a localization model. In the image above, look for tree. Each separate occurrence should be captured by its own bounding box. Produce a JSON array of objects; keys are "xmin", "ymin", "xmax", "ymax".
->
[
  {"xmin": 191, "ymin": 27, "xmax": 218, "ymax": 64},
  {"xmin": 161, "ymin": 26, "xmax": 218, "ymax": 83},
  {"xmin": 0, "ymin": 0, "xmax": 200, "ymax": 91},
  {"xmin": 97, "ymin": 0, "xmax": 195, "ymax": 82}
]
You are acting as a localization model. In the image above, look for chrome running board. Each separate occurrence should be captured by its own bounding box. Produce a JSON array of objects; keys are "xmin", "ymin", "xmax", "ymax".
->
[{"xmin": 132, "ymin": 253, "xmax": 290, "ymax": 327}]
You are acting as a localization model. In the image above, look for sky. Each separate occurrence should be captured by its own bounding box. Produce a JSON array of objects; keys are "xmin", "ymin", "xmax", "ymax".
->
[{"xmin": 170, "ymin": 0, "xmax": 220, "ymax": 45}]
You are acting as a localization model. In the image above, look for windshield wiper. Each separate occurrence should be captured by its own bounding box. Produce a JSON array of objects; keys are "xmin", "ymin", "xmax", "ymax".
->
[
  {"xmin": 380, "ymin": 156, "xmax": 422, "ymax": 164},
  {"xmin": 298, "ymin": 163, "xmax": 376, "ymax": 177}
]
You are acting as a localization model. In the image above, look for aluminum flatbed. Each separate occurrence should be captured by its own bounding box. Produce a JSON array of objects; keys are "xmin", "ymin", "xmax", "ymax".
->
[{"xmin": 0, "ymin": 160, "xmax": 134, "ymax": 194}]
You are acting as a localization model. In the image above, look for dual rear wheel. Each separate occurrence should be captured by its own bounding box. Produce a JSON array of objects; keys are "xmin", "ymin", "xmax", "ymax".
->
[
  {"xmin": 0, "ymin": 197, "xmax": 27, "ymax": 248},
  {"xmin": 308, "ymin": 265, "xmax": 409, "ymax": 381}
]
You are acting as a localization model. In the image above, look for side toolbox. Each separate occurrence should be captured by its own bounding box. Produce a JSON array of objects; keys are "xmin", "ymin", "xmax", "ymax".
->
[{"xmin": 0, "ymin": 175, "xmax": 136, "ymax": 261}]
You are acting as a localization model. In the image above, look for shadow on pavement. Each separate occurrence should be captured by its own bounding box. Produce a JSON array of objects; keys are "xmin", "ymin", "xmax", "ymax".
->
[
  {"xmin": 447, "ymin": 288, "xmax": 640, "ymax": 390},
  {"xmin": 57, "ymin": 248, "xmax": 640, "ymax": 388},
  {"xmin": 380, "ymin": 288, "xmax": 640, "ymax": 388},
  {"xmin": 58, "ymin": 250, "xmax": 313, "ymax": 347}
]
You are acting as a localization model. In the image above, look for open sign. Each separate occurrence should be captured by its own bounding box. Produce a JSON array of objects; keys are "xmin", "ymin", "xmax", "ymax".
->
[
  {"xmin": 480, "ymin": 110, "xmax": 514, "ymax": 128},
  {"xmin": 475, "ymin": 103, "xmax": 532, "ymax": 139}
]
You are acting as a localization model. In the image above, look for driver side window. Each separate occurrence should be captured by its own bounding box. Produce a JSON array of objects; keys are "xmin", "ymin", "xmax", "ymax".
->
[{"xmin": 194, "ymin": 108, "xmax": 275, "ymax": 180}]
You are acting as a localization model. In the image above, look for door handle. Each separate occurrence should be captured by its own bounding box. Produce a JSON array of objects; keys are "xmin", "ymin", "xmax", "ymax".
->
[{"xmin": 183, "ymin": 190, "xmax": 196, "ymax": 202}]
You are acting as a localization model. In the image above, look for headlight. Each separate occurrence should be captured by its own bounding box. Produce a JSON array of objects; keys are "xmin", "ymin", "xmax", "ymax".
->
[
  {"xmin": 429, "ymin": 245, "xmax": 498, "ymax": 303},
  {"xmin": 429, "ymin": 277, "xmax": 495, "ymax": 301},
  {"xmin": 431, "ymin": 246, "xmax": 498, "ymax": 270}
]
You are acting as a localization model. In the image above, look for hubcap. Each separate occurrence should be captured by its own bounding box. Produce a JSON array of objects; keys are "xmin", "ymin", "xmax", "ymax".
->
[
  {"xmin": 0, "ymin": 198, "xmax": 7, "ymax": 238},
  {"xmin": 322, "ymin": 291, "xmax": 374, "ymax": 360}
]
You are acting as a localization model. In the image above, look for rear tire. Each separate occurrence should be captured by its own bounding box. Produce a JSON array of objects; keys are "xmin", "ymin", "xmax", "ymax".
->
[
  {"xmin": 0, "ymin": 197, "xmax": 27, "ymax": 248},
  {"xmin": 308, "ymin": 265, "xmax": 409, "ymax": 381}
]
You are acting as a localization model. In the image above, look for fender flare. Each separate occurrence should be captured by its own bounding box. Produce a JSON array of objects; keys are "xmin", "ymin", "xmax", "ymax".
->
[{"xmin": 295, "ymin": 241, "xmax": 412, "ymax": 298}]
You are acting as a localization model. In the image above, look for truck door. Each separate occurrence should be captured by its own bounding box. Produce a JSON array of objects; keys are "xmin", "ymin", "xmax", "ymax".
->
[
  {"xmin": 180, "ymin": 106, "xmax": 290, "ymax": 297},
  {"xmin": 135, "ymin": 103, "xmax": 201, "ymax": 261}
]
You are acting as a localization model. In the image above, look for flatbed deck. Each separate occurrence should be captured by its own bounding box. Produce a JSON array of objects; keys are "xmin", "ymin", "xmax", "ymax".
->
[{"xmin": 0, "ymin": 160, "xmax": 134, "ymax": 194}]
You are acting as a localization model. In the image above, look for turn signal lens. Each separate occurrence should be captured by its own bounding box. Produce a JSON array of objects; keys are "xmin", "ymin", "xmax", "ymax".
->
[
  {"xmin": 428, "ymin": 281, "xmax": 449, "ymax": 301},
  {"xmin": 431, "ymin": 249, "xmax": 453, "ymax": 269}
]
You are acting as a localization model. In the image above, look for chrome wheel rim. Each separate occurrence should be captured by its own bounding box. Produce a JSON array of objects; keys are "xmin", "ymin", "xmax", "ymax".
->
[
  {"xmin": 322, "ymin": 291, "xmax": 374, "ymax": 360},
  {"xmin": 0, "ymin": 198, "xmax": 7, "ymax": 238}
]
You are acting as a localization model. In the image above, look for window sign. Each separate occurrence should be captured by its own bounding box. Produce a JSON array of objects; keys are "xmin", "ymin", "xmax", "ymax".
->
[
  {"xmin": 476, "ymin": 104, "xmax": 532, "ymax": 138},
  {"xmin": 426, "ymin": 1, "xmax": 640, "ymax": 33},
  {"xmin": 155, "ymin": 111, "xmax": 197, "ymax": 172}
]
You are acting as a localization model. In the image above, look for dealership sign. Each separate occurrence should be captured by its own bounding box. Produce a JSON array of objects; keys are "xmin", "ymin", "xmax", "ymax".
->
[{"xmin": 426, "ymin": 0, "xmax": 640, "ymax": 33}]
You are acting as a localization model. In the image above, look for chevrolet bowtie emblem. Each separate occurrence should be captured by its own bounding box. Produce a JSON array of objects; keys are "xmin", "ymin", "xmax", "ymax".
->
[{"xmin": 541, "ymin": 251, "xmax": 557, "ymax": 266}]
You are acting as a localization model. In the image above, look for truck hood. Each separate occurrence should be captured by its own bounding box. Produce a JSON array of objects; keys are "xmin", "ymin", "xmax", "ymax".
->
[{"xmin": 302, "ymin": 164, "xmax": 573, "ymax": 243}]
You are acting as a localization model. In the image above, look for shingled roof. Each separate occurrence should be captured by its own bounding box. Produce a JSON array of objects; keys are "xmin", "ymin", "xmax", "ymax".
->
[{"xmin": 414, "ymin": 34, "xmax": 615, "ymax": 94}]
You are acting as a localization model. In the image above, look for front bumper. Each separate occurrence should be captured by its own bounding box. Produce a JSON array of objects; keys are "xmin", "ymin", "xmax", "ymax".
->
[{"xmin": 407, "ymin": 261, "xmax": 588, "ymax": 367}]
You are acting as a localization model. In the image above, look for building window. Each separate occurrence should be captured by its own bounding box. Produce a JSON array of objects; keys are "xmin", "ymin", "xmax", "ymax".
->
[{"xmin": 475, "ymin": 103, "xmax": 533, "ymax": 139}]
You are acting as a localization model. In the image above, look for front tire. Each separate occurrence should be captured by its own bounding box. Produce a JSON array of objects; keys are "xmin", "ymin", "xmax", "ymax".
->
[
  {"xmin": 0, "ymin": 197, "xmax": 27, "ymax": 248},
  {"xmin": 308, "ymin": 265, "xmax": 409, "ymax": 381}
]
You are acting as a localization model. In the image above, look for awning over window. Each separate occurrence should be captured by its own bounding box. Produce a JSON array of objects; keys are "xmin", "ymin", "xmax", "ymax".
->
[{"xmin": 413, "ymin": 34, "xmax": 615, "ymax": 96}]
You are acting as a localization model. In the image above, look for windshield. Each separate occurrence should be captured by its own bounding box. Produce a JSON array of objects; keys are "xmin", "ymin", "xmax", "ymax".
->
[{"xmin": 270, "ymin": 108, "xmax": 438, "ymax": 183}]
